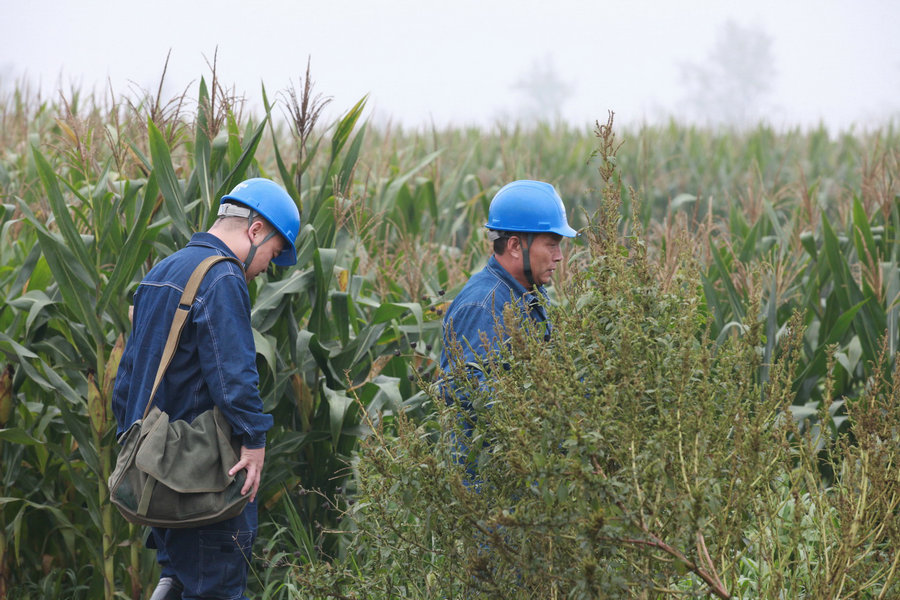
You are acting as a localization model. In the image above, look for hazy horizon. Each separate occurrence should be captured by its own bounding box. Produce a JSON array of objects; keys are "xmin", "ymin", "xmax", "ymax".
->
[{"xmin": 3, "ymin": 0, "xmax": 898, "ymax": 133}]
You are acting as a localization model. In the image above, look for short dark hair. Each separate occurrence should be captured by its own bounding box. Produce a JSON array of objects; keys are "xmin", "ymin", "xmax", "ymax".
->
[{"xmin": 492, "ymin": 232, "xmax": 511, "ymax": 255}]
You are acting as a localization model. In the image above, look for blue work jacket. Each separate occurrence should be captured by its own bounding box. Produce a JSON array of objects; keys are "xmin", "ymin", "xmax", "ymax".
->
[
  {"xmin": 439, "ymin": 254, "xmax": 550, "ymax": 391},
  {"xmin": 111, "ymin": 233, "xmax": 273, "ymax": 449}
]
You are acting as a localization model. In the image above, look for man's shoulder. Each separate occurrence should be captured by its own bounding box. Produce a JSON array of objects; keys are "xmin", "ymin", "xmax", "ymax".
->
[
  {"xmin": 444, "ymin": 273, "xmax": 519, "ymax": 335},
  {"xmin": 453, "ymin": 267, "xmax": 511, "ymax": 307}
]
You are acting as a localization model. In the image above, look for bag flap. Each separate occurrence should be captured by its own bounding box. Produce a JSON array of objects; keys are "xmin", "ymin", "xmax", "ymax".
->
[{"xmin": 134, "ymin": 407, "xmax": 239, "ymax": 493}]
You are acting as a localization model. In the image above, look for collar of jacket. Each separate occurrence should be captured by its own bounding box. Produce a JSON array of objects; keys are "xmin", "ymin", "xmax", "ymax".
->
[
  {"xmin": 485, "ymin": 255, "xmax": 547, "ymax": 302},
  {"xmin": 484, "ymin": 254, "xmax": 549, "ymax": 321}
]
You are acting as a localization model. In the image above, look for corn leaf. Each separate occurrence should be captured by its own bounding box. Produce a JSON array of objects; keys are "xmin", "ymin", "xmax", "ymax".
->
[
  {"xmin": 148, "ymin": 119, "xmax": 193, "ymax": 243},
  {"xmin": 30, "ymin": 147, "xmax": 96, "ymax": 285}
]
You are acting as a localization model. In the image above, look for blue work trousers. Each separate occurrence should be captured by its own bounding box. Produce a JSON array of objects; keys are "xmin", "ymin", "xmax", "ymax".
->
[{"xmin": 148, "ymin": 501, "xmax": 258, "ymax": 599}]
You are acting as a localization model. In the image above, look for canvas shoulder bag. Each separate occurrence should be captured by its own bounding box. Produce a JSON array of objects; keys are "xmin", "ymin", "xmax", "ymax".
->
[{"xmin": 108, "ymin": 255, "xmax": 252, "ymax": 528}]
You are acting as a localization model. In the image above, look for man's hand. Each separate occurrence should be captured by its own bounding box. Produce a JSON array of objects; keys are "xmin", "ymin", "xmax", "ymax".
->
[{"xmin": 229, "ymin": 445, "xmax": 265, "ymax": 503}]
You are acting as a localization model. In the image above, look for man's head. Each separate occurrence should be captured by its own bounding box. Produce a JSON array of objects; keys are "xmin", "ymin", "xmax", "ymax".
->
[
  {"xmin": 211, "ymin": 178, "xmax": 301, "ymax": 281},
  {"xmin": 485, "ymin": 180, "xmax": 577, "ymax": 288}
]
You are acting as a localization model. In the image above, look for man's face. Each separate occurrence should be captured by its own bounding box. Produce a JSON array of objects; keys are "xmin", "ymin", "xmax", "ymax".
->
[
  {"xmin": 245, "ymin": 222, "xmax": 285, "ymax": 281},
  {"xmin": 519, "ymin": 232, "xmax": 564, "ymax": 286}
]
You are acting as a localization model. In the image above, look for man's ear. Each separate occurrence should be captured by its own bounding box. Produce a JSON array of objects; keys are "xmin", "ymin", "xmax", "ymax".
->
[
  {"xmin": 506, "ymin": 235, "xmax": 522, "ymax": 258},
  {"xmin": 248, "ymin": 219, "xmax": 266, "ymax": 240}
]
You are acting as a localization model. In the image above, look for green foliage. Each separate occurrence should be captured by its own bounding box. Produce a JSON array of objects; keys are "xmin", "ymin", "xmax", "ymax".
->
[{"xmin": 0, "ymin": 76, "xmax": 898, "ymax": 599}]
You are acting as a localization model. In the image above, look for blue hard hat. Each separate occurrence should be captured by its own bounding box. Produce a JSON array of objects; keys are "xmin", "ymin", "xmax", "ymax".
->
[
  {"xmin": 485, "ymin": 180, "xmax": 577, "ymax": 237},
  {"xmin": 220, "ymin": 178, "xmax": 301, "ymax": 266}
]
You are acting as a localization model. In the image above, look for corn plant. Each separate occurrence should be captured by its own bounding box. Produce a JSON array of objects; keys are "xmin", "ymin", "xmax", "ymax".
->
[{"xmin": 0, "ymin": 73, "xmax": 437, "ymax": 596}]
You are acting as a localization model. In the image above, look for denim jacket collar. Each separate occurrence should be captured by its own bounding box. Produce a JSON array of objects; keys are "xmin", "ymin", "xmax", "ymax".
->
[{"xmin": 485, "ymin": 255, "xmax": 548, "ymax": 315}]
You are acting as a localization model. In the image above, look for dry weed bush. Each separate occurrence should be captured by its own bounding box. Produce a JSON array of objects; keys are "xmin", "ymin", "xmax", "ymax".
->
[{"xmin": 334, "ymin": 116, "xmax": 900, "ymax": 600}]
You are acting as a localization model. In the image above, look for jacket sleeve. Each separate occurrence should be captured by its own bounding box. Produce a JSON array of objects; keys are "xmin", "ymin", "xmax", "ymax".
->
[
  {"xmin": 193, "ymin": 268, "xmax": 274, "ymax": 448},
  {"xmin": 111, "ymin": 288, "xmax": 143, "ymax": 441},
  {"xmin": 110, "ymin": 338, "xmax": 134, "ymax": 440}
]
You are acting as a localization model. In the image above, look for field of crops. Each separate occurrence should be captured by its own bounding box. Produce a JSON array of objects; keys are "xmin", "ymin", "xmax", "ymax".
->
[{"xmin": 1, "ymin": 74, "xmax": 899, "ymax": 598}]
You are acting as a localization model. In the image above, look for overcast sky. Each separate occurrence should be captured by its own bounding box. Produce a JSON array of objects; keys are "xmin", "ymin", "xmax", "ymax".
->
[{"xmin": 3, "ymin": 0, "xmax": 898, "ymax": 132}]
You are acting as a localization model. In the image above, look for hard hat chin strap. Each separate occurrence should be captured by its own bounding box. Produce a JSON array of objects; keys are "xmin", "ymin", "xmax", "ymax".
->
[
  {"xmin": 243, "ymin": 231, "xmax": 277, "ymax": 271},
  {"xmin": 519, "ymin": 232, "xmax": 536, "ymax": 290},
  {"xmin": 242, "ymin": 212, "xmax": 279, "ymax": 271}
]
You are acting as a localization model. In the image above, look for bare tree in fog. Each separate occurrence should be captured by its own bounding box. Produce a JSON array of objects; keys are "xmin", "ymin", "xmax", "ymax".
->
[
  {"xmin": 512, "ymin": 55, "xmax": 574, "ymax": 123},
  {"xmin": 680, "ymin": 20, "xmax": 776, "ymax": 127}
]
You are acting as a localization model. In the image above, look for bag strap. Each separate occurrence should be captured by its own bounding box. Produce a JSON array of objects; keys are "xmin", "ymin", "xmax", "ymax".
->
[{"xmin": 141, "ymin": 255, "xmax": 243, "ymax": 420}]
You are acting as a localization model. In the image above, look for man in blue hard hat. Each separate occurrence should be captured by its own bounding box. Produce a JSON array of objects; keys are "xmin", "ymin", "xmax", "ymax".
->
[
  {"xmin": 112, "ymin": 178, "xmax": 300, "ymax": 600},
  {"xmin": 439, "ymin": 180, "xmax": 577, "ymax": 473}
]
